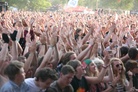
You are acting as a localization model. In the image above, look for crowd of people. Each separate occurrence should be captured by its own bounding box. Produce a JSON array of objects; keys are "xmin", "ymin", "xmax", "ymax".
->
[{"xmin": 0, "ymin": 10, "xmax": 138, "ymax": 92}]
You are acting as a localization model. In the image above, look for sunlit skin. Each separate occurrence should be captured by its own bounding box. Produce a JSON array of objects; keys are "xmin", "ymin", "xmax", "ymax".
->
[
  {"xmin": 70, "ymin": 54, "xmax": 77, "ymax": 60},
  {"xmin": 89, "ymin": 62, "xmax": 97, "ymax": 74}
]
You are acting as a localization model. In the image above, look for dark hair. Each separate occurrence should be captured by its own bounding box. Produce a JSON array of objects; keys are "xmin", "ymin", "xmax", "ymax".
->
[
  {"xmin": 120, "ymin": 46, "xmax": 129, "ymax": 57},
  {"xmin": 128, "ymin": 47, "xmax": 138, "ymax": 60},
  {"xmin": 75, "ymin": 28, "xmax": 81, "ymax": 34},
  {"xmin": 67, "ymin": 60, "xmax": 81, "ymax": 71},
  {"xmin": 4, "ymin": 60, "xmax": 24, "ymax": 80},
  {"xmin": 75, "ymin": 28, "xmax": 82, "ymax": 40},
  {"xmin": 61, "ymin": 65, "xmax": 75, "ymax": 75},
  {"xmin": 22, "ymin": 19, "xmax": 28, "ymax": 27},
  {"xmin": 125, "ymin": 60, "xmax": 137, "ymax": 72},
  {"xmin": 61, "ymin": 52, "xmax": 75, "ymax": 65},
  {"xmin": 35, "ymin": 68, "xmax": 57, "ymax": 82}
]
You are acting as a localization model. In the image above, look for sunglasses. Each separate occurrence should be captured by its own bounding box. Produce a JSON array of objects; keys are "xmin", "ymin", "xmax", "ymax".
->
[{"xmin": 116, "ymin": 64, "xmax": 122, "ymax": 68}]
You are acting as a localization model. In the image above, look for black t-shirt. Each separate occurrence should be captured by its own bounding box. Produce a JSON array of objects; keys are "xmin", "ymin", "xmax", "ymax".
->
[
  {"xmin": 126, "ymin": 73, "xmax": 138, "ymax": 89},
  {"xmin": 71, "ymin": 76, "xmax": 89, "ymax": 92},
  {"xmin": 133, "ymin": 74, "xmax": 138, "ymax": 89}
]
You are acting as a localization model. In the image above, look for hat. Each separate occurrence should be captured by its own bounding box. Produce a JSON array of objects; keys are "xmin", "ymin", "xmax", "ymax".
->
[
  {"xmin": 84, "ymin": 59, "xmax": 92, "ymax": 65},
  {"xmin": 82, "ymin": 59, "xmax": 92, "ymax": 68}
]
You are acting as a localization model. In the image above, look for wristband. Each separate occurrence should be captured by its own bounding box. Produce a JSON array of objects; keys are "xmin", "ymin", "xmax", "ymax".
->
[
  {"xmin": 42, "ymin": 43, "xmax": 46, "ymax": 45},
  {"xmin": 102, "ymin": 65, "xmax": 108, "ymax": 69},
  {"xmin": 110, "ymin": 84, "xmax": 114, "ymax": 89},
  {"xmin": 49, "ymin": 45, "xmax": 54, "ymax": 48}
]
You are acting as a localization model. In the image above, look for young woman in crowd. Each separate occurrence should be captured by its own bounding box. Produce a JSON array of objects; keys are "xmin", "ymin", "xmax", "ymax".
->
[
  {"xmin": 84, "ymin": 58, "xmax": 113, "ymax": 92},
  {"xmin": 110, "ymin": 58, "xmax": 133, "ymax": 92}
]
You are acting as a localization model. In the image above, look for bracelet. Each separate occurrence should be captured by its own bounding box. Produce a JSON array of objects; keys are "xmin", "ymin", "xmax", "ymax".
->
[
  {"xmin": 42, "ymin": 43, "xmax": 46, "ymax": 45},
  {"xmin": 49, "ymin": 45, "xmax": 54, "ymax": 48},
  {"xmin": 110, "ymin": 84, "xmax": 114, "ymax": 89},
  {"xmin": 102, "ymin": 65, "xmax": 108, "ymax": 69}
]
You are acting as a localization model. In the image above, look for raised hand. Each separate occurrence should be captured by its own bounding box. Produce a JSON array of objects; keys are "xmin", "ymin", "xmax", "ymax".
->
[
  {"xmin": 40, "ymin": 34, "xmax": 46, "ymax": 45},
  {"xmin": 109, "ymin": 22, "xmax": 116, "ymax": 33},
  {"xmin": 112, "ymin": 72, "xmax": 121, "ymax": 85},
  {"xmin": 103, "ymin": 50, "xmax": 111, "ymax": 66},
  {"xmin": 50, "ymin": 35, "xmax": 59, "ymax": 47},
  {"xmin": 29, "ymin": 40, "xmax": 36, "ymax": 53}
]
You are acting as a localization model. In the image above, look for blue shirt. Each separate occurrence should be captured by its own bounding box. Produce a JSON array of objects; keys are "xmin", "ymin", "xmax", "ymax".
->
[{"xmin": 0, "ymin": 80, "xmax": 29, "ymax": 92}]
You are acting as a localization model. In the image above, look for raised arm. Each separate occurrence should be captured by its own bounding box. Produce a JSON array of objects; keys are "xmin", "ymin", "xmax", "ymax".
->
[
  {"xmin": 0, "ymin": 33, "xmax": 9, "ymax": 61},
  {"xmin": 102, "ymin": 64, "xmax": 114, "ymax": 83},
  {"xmin": 10, "ymin": 30, "xmax": 18, "ymax": 60},
  {"xmin": 104, "ymin": 23, "xmax": 116, "ymax": 44},
  {"xmin": 24, "ymin": 40, "xmax": 36, "ymax": 73},
  {"xmin": 85, "ymin": 55, "xmax": 110, "ymax": 84}
]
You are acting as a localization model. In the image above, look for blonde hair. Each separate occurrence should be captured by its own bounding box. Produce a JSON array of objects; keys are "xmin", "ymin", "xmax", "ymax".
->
[
  {"xmin": 93, "ymin": 58, "xmax": 104, "ymax": 70},
  {"xmin": 85, "ymin": 60, "xmax": 99, "ymax": 77},
  {"xmin": 110, "ymin": 58, "xmax": 128, "ymax": 86}
]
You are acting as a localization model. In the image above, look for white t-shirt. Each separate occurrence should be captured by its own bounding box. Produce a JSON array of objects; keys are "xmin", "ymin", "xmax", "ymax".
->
[{"xmin": 25, "ymin": 78, "xmax": 45, "ymax": 92}]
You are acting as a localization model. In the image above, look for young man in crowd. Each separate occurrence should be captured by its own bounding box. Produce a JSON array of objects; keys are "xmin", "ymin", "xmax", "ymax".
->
[
  {"xmin": 0, "ymin": 60, "xmax": 29, "ymax": 92},
  {"xmin": 125, "ymin": 60, "xmax": 138, "ymax": 91},
  {"xmin": 46, "ymin": 65, "xmax": 75, "ymax": 92},
  {"xmin": 128, "ymin": 47, "xmax": 138, "ymax": 89},
  {"xmin": 25, "ymin": 67, "xmax": 57, "ymax": 92}
]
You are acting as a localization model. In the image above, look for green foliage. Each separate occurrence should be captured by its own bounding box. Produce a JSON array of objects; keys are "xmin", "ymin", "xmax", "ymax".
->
[
  {"xmin": 0, "ymin": 0, "xmax": 137, "ymax": 11},
  {"xmin": 98, "ymin": 0, "xmax": 134, "ymax": 10},
  {"xmin": 29, "ymin": 0, "xmax": 51, "ymax": 11},
  {"xmin": 49, "ymin": 0, "xmax": 68, "ymax": 5},
  {"xmin": 78, "ymin": 0, "xmax": 97, "ymax": 9},
  {"xmin": 2, "ymin": 0, "xmax": 51, "ymax": 11},
  {"xmin": 73, "ymin": 0, "xmax": 134, "ymax": 10},
  {"xmin": 133, "ymin": 0, "xmax": 138, "ymax": 10}
]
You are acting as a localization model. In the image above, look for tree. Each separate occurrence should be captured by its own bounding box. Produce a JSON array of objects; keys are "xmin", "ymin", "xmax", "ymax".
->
[
  {"xmin": 29, "ymin": 0, "xmax": 51, "ymax": 11},
  {"xmin": 1, "ymin": 0, "xmax": 136, "ymax": 11},
  {"xmin": 2, "ymin": 0, "xmax": 51, "ymax": 11},
  {"xmin": 99, "ymin": 0, "xmax": 134, "ymax": 10},
  {"xmin": 132, "ymin": 0, "xmax": 138, "ymax": 11},
  {"xmin": 77, "ymin": 0, "xmax": 97, "ymax": 9}
]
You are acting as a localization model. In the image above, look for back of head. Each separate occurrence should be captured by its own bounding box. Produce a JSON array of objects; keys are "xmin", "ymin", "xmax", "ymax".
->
[
  {"xmin": 61, "ymin": 65, "xmax": 75, "ymax": 75},
  {"xmin": 120, "ymin": 46, "xmax": 129, "ymax": 57},
  {"xmin": 67, "ymin": 60, "xmax": 80, "ymax": 71},
  {"xmin": 128, "ymin": 47, "xmax": 138, "ymax": 60},
  {"xmin": 125, "ymin": 60, "xmax": 137, "ymax": 72},
  {"xmin": 93, "ymin": 58, "xmax": 104, "ymax": 69},
  {"xmin": 4, "ymin": 60, "xmax": 24, "ymax": 80},
  {"xmin": 35, "ymin": 68, "xmax": 57, "ymax": 82},
  {"xmin": 61, "ymin": 52, "xmax": 75, "ymax": 65},
  {"xmin": 17, "ymin": 56, "xmax": 26, "ymax": 63}
]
